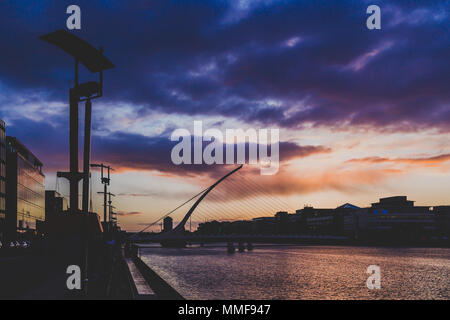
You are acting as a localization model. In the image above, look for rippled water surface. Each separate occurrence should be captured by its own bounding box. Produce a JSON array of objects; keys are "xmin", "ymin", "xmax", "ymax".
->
[{"xmin": 140, "ymin": 245, "xmax": 450, "ymax": 299}]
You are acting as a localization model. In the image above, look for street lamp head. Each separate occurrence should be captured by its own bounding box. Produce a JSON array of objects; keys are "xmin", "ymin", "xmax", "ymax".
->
[
  {"xmin": 40, "ymin": 29, "xmax": 114, "ymax": 73},
  {"xmin": 76, "ymin": 81, "xmax": 100, "ymax": 98}
]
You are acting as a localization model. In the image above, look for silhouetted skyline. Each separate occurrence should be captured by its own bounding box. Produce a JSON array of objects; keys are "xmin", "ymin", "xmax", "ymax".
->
[{"xmin": 0, "ymin": 1, "xmax": 448, "ymax": 231}]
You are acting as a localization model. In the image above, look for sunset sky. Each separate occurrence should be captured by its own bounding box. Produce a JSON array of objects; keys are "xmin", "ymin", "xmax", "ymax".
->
[{"xmin": 0, "ymin": 1, "xmax": 449, "ymax": 231}]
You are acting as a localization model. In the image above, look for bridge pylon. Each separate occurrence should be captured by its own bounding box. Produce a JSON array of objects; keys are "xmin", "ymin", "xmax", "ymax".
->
[{"xmin": 159, "ymin": 165, "xmax": 243, "ymax": 247}]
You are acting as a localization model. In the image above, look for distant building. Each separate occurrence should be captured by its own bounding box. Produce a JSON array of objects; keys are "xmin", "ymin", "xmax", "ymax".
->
[
  {"xmin": 275, "ymin": 211, "xmax": 290, "ymax": 234},
  {"xmin": 197, "ymin": 220, "xmax": 221, "ymax": 235},
  {"xmin": 432, "ymin": 206, "xmax": 450, "ymax": 238},
  {"xmin": 45, "ymin": 190, "xmax": 67, "ymax": 223},
  {"xmin": 5, "ymin": 137, "xmax": 45, "ymax": 239},
  {"xmin": 193, "ymin": 196, "xmax": 448, "ymax": 243},
  {"xmin": 345, "ymin": 196, "xmax": 436, "ymax": 241},
  {"xmin": 163, "ymin": 216, "xmax": 173, "ymax": 232},
  {"xmin": 251, "ymin": 216, "xmax": 276, "ymax": 234},
  {"xmin": 0, "ymin": 119, "xmax": 5, "ymax": 241},
  {"xmin": 294, "ymin": 204, "xmax": 360, "ymax": 235},
  {"xmin": 224, "ymin": 220, "xmax": 253, "ymax": 234},
  {"xmin": 338, "ymin": 203, "xmax": 360, "ymax": 210}
]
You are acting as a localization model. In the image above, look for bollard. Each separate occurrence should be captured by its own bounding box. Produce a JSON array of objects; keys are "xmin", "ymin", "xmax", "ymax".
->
[{"xmin": 227, "ymin": 242, "xmax": 235, "ymax": 254}]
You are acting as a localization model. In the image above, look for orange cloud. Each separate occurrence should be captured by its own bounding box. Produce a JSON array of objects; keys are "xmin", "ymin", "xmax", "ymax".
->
[
  {"xmin": 202, "ymin": 165, "xmax": 403, "ymax": 202},
  {"xmin": 346, "ymin": 153, "xmax": 450, "ymax": 167}
]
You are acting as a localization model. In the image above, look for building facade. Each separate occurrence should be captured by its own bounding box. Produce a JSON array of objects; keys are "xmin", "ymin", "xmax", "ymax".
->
[
  {"xmin": 344, "ymin": 196, "xmax": 436, "ymax": 241},
  {"xmin": 193, "ymin": 196, "xmax": 448, "ymax": 243},
  {"xmin": 431, "ymin": 206, "xmax": 450, "ymax": 238},
  {"xmin": 0, "ymin": 119, "xmax": 5, "ymax": 241},
  {"xmin": 5, "ymin": 137, "xmax": 45, "ymax": 239}
]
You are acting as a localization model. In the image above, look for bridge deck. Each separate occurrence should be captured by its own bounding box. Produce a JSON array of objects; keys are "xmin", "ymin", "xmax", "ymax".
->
[{"xmin": 136, "ymin": 234, "xmax": 350, "ymax": 243}]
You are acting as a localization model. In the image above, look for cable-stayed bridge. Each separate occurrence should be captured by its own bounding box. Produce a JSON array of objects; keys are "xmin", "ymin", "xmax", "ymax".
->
[{"xmin": 128, "ymin": 165, "xmax": 347, "ymax": 248}]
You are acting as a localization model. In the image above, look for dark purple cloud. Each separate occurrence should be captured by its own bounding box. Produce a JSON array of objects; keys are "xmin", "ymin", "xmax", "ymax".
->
[
  {"xmin": 91, "ymin": 131, "xmax": 329, "ymax": 178},
  {"xmin": 4, "ymin": 116, "xmax": 329, "ymax": 177},
  {"xmin": 0, "ymin": 0, "xmax": 448, "ymax": 133}
]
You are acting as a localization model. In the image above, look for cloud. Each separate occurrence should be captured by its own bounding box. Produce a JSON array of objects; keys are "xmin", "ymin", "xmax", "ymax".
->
[
  {"xmin": 1, "ymin": 1, "xmax": 449, "ymax": 218},
  {"xmin": 116, "ymin": 211, "xmax": 143, "ymax": 216},
  {"xmin": 346, "ymin": 154, "xmax": 450, "ymax": 167},
  {"xmin": 280, "ymin": 142, "xmax": 331, "ymax": 161},
  {"xmin": 2, "ymin": 116, "xmax": 330, "ymax": 179},
  {"xmin": 202, "ymin": 164, "xmax": 404, "ymax": 202},
  {"xmin": 93, "ymin": 131, "xmax": 331, "ymax": 175},
  {"xmin": 116, "ymin": 193, "xmax": 157, "ymax": 197},
  {"xmin": 0, "ymin": 0, "xmax": 448, "ymax": 133},
  {"xmin": 2, "ymin": 118, "xmax": 68, "ymax": 172},
  {"xmin": 344, "ymin": 41, "xmax": 394, "ymax": 72},
  {"xmin": 91, "ymin": 131, "xmax": 331, "ymax": 179}
]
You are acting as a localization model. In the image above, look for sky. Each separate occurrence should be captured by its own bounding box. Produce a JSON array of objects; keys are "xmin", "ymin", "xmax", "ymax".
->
[{"xmin": 0, "ymin": 0, "xmax": 449, "ymax": 231}]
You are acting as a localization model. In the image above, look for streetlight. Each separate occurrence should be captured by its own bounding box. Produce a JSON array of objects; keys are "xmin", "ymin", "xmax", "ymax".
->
[
  {"xmin": 110, "ymin": 205, "xmax": 118, "ymax": 228},
  {"xmin": 40, "ymin": 29, "xmax": 114, "ymax": 214},
  {"xmin": 91, "ymin": 163, "xmax": 114, "ymax": 228},
  {"xmin": 40, "ymin": 30, "xmax": 114, "ymax": 297},
  {"xmin": 97, "ymin": 191, "xmax": 115, "ymax": 233}
]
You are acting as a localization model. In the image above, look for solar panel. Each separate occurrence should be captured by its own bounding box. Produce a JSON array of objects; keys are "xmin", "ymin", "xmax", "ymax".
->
[{"xmin": 40, "ymin": 29, "xmax": 114, "ymax": 73}]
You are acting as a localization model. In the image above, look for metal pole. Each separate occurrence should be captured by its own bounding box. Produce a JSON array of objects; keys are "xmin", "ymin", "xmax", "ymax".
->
[
  {"xmin": 104, "ymin": 182, "xmax": 107, "ymax": 226},
  {"xmin": 69, "ymin": 75, "xmax": 79, "ymax": 212},
  {"xmin": 75, "ymin": 58, "xmax": 79, "ymax": 86},
  {"xmin": 108, "ymin": 193, "xmax": 112, "ymax": 228},
  {"xmin": 82, "ymin": 99, "xmax": 92, "ymax": 213},
  {"xmin": 99, "ymin": 47, "xmax": 104, "ymax": 97},
  {"xmin": 92, "ymin": 164, "xmax": 113, "ymax": 232},
  {"xmin": 82, "ymin": 99, "xmax": 91, "ymax": 297}
]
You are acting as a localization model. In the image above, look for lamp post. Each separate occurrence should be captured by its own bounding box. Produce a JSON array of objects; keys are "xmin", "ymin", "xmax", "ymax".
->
[
  {"xmin": 40, "ymin": 30, "xmax": 114, "ymax": 297},
  {"xmin": 97, "ymin": 191, "xmax": 115, "ymax": 234},
  {"xmin": 108, "ymin": 201, "xmax": 116, "ymax": 226},
  {"xmin": 91, "ymin": 163, "xmax": 114, "ymax": 229},
  {"xmin": 110, "ymin": 205, "xmax": 117, "ymax": 228},
  {"xmin": 40, "ymin": 30, "xmax": 114, "ymax": 214}
]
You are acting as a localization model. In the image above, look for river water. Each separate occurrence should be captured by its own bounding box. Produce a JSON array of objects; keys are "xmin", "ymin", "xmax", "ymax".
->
[{"xmin": 140, "ymin": 245, "xmax": 450, "ymax": 300}]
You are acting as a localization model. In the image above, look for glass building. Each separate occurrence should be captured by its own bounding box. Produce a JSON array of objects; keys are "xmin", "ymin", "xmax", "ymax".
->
[
  {"xmin": 6, "ymin": 136, "xmax": 45, "ymax": 239},
  {"xmin": 0, "ymin": 119, "xmax": 5, "ymax": 241}
]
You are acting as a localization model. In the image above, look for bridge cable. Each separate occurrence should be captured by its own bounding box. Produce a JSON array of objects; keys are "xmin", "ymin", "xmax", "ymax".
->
[{"xmin": 129, "ymin": 186, "xmax": 210, "ymax": 238}]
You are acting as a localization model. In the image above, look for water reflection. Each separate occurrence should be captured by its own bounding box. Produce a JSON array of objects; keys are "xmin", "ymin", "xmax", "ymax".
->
[{"xmin": 140, "ymin": 245, "xmax": 450, "ymax": 300}]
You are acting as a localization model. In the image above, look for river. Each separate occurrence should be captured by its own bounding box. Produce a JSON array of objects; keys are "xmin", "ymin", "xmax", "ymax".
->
[{"xmin": 140, "ymin": 245, "xmax": 450, "ymax": 299}]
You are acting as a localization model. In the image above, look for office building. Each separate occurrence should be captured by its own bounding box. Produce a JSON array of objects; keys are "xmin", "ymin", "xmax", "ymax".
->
[
  {"xmin": 345, "ymin": 196, "xmax": 435, "ymax": 240},
  {"xmin": 294, "ymin": 204, "xmax": 360, "ymax": 235},
  {"xmin": 5, "ymin": 136, "xmax": 45, "ymax": 239}
]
